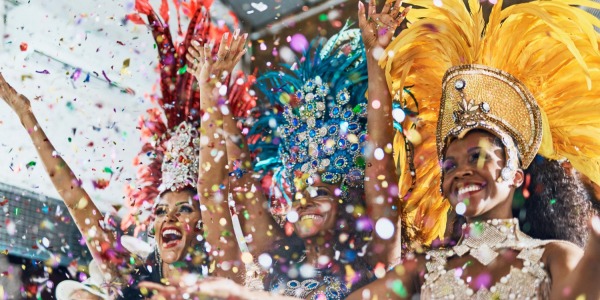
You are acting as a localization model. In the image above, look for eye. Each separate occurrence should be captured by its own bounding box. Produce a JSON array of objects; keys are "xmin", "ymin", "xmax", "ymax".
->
[
  {"xmin": 315, "ymin": 187, "xmax": 331, "ymax": 197},
  {"xmin": 155, "ymin": 207, "xmax": 167, "ymax": 216},
  {"xmin": 179, "ymin": 205, "xmax": 194, "ymax": 213},
  {"xmin": 441, "ymin": 160, "xmax": 456, "ymax": 173},
  {"xmin": 468, "ymin": 150, "xmax": 484, "ymax": 163}
]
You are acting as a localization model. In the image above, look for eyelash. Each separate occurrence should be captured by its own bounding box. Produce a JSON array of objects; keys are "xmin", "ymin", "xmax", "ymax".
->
[{"xmin": 154, "ymin": 205, "xmax": 194, "ymax": 216}]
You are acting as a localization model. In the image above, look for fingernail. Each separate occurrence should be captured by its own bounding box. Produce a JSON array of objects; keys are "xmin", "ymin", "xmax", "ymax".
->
[
  {"xmin": 242, "ymin": 33, "xmax": 248, "ymax": 39},
  {"xmin": 224, "ymin": 32, "xmax": 229, "ymax": 39},
  {"xmin": 191, "ymin": 40, "xmax": 200, "ymax": 46},
  {"xmin": 358, "ymin": 1, "xmax": 363, "ymax": 9},
  {"xmin": 235, "ymin": 28, "xmax": 240, "ymax": 37}
]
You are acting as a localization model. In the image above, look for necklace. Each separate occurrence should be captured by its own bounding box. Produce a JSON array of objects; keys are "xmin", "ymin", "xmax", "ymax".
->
[
  {"xmin": 421, "ymin": 218, "xmax": 553, "ymax": 299},
  {"xmin": 451, "ymin": 218, "xmax": 546, "ymax": 266}
]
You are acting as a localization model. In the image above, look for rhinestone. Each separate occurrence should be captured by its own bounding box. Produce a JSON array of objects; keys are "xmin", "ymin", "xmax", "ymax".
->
[
  {"xmin": 454, "ymin": 79, "xmax": 466, "ymax": 90},
  {"xmin": 481, "ymin": 102, "xmax": 491, "ymax": 113}
]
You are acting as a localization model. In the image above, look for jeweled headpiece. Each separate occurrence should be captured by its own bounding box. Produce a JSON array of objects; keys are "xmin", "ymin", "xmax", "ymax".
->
[
  {"xmin": 250, "ymin": 28, "xmax": 368, "ymax": 209},
  {"xmin": 381, "ymin": 0, "xmax": 600, "ymax": 244},
  {"xmin": 122, "ymin": 0, "xmax": 255, "ymax": 232},
  {"xmin": 439, "ymin": 64, "xmax": 543, "ymax": 180},
  {"xmin": 159, "ymin": 122, "xmax": 200, "ymax": 192}
]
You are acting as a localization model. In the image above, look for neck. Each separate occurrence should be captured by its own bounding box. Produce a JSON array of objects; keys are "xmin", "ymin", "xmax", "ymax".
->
[{"xmin": 303, "ymin": 238, "xmax": 336, "ymax": 269}]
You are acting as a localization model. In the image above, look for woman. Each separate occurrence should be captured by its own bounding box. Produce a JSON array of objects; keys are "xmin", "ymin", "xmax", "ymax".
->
[
  {"xmin": 140, "ymin": 1, "xmax": 411, "ymax": 299},
  {"xmin": 345, "ymin": 0, "xmax": 600, "ymax": 298},
  {"xmin": 0, "ymin": 4, "xmax": 246, "ymax": 300}
]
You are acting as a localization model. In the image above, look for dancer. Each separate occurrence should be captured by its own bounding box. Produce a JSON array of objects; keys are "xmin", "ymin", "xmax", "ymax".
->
[
  {"xmin": 345, "ymin": 0, "xmax": 600, "ymax": 298},
  {"xmin": 139, "ymin": 1, "xmax": 410, "ymax": 299},
  {"xmin": 0, "ymin": 2, "xmax": 248, "ymax": 300}
]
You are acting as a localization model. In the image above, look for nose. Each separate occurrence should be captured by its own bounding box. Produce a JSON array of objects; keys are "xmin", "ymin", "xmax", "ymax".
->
[
  {"xmin": 164, "ymin": 208, "xmax": 179, "ymax": 222},
  {"xmin": 454, "ymin": 164, "xmax": 474, "ymax": 178}
]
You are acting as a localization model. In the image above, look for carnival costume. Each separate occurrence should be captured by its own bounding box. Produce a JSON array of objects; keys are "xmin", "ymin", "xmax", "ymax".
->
[
  {"xmin": 117, "ymin": 0, "xmax": 253, "ymax": 298},
  {"xmin": 247, "ymin": 28, "xmax": 371, "ymax": 299},
  {"xmin": 380, "ymin": 0, "xmax": 600, "ymax": 298}
]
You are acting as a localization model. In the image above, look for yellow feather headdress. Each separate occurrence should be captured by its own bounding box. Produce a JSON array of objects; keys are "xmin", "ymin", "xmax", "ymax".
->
[{"xmin": 382, "ymin": 0, "xmax": 600, "ymax": 244}]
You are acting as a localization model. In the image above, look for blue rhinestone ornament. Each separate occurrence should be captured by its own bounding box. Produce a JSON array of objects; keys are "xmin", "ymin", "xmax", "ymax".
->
[{"xmin": 278, "ymin": 75, "xmax": 367, "ymax": 188}]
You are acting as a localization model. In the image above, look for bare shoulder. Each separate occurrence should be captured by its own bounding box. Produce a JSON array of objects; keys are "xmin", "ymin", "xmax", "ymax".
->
[{"xmin": 542, "ymin": 240, "xmax": 584, "ymax": 272}]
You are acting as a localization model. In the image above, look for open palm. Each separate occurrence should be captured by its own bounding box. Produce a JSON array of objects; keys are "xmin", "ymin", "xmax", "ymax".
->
[{"xmin": 358, "ymin": 0, "xmax": 410, "ymax": 53}]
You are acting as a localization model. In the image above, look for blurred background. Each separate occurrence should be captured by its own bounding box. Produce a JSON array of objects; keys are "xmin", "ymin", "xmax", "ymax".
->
[{"xmin": 0, "ymin": 0, "xmax": 597, "ymax": 298}]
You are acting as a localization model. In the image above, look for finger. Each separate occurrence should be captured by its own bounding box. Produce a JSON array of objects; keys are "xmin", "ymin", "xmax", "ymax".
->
[
  {"xmin": 235, "ymin": 33, "xmax": 248, "ymax": 57},
  {"xmin": 233, "ymin": 48, "xmax": 248, "ymax": 64},
  {"xmin": 357, "ymin": 1, "xmax": 367, "ymax": 29},
  {"xmin": 382, "ymin": 1, "xmax": 392, "ymax": 14},
  {"xmin": 217, "ymin": 33, "xmax": 230, "ymax": 61},
  {"xmin": 229, "ymin": 29, "xmax": 241, "ymax": 55},
  {"xmin": 400, "ymin": 5, "xmax": 412, "ymax": 20},
  {"xmin": 185, "ymin": 53, "xmax": 196, "ymax": 67},
  {"xmin": 186, "ymin": 50, "xmax": 199, "ymax": 65},
  {"xmin": 204, "ymin": 42, "xmax": 212, "ymax": 64},
  {"xmin": 392, "ymin": 0, "xmax": 403, "ymax": 13},
  {"xmin": 368, "ymin": 0, "xmax": 376, "ymax": 17}
]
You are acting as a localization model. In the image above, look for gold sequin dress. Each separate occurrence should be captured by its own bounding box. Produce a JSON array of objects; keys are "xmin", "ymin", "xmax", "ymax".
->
[{"xmin": 421, "ymin": 219, "xmax": 552, "ymax": 299}]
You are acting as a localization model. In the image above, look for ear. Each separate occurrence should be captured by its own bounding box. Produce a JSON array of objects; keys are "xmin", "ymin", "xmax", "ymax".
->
[{"xmin": 512, "ymin": 169, "xmax": 525, "ymax": 188}]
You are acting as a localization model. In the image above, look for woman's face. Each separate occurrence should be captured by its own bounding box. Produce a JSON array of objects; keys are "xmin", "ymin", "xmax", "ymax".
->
[
  {"xmin": 153, "ymin": 190, "xmax": 202, "ymax": 263},
  {"xmin": 441, "ymin": 131, "xmax": 523, "ymax": 220},
  {"xmin": 291, "ymin": 176, "xmax": 340, "ymax": 239}
]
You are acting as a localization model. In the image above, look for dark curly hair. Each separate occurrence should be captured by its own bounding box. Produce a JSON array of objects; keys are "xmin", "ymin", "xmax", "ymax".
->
[
  {"xmin": 445, "ymin": 130, "xmax": 595, "ymax": 247},
  {"xmin": 514, "ymin": 156, "xmax": 593, "ymax": 247},
  {"xmin": 263, "ymin": 185, "xmax": 374, "ymax": 292}
]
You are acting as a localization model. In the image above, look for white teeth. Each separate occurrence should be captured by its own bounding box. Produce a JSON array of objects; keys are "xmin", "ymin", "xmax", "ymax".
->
[
  {"xmin": 300, "ymin": 214, "xmax": 323, "ymax": 221},
  {"xmin": 457, "ymin": 184, "xmax": 482, "ymax": 196},
  {"xmin": 162, "ymin": 229, "xmax": 182, "ymax": 237}
]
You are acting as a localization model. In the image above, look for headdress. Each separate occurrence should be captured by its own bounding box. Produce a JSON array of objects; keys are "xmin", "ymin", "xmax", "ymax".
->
[
  {"xmin": 381, "ymin": 0, "xmax": 600, "ymax": 244},
  {"xmin": 122, "ymin": 0, "xmax": 255, "ymax": 232},
  {"xmin": 249, "ymin": 28, "xmax": 368, "ymax": 217}
]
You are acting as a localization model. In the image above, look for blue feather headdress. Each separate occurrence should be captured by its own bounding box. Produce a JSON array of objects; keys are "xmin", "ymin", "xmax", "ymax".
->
[{"xmin": 249, "ymin": 28, "xmax": 369, "ymax": 210}]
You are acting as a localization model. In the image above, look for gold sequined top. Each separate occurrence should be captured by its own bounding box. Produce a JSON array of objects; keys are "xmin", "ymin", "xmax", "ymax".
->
[{"xmin": 421, "ymin": 219, "xmax": 551, "ymax": 299}]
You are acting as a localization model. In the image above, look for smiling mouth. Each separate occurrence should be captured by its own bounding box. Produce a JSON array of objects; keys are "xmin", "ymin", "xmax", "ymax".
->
[
  {"xmin": 161, "ymin": 228, "xmax": 183, "ymax": 249},
  {"xmin": 299, "ymin": 214, "xmax": 324, "ymax": 222},
  {"xmin": 456, "ymin": 183, "xmax": 485, "ymax": 197}
]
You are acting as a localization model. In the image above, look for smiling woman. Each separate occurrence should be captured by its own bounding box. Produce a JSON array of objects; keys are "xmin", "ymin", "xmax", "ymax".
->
[{"xmin": 345, "ymin": 0, "xmax": 600, "ymax": 299}]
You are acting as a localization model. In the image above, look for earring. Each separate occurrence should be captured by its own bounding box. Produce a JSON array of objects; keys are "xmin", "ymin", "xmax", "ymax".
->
[
  {"xmin": 196, "ymin": 220, "xmax": 204, "ymax": 231},
  {"xmin": 148, "ymin": 222, "xmax": 156, "ymax": 238},
  {"xmin": 498, "ymin": 167, "xmax": 514, "ymax": 182}
]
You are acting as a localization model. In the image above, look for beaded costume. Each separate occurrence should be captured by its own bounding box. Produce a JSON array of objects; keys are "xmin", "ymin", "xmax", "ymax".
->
[
  {"xmin": 380, "ymin": 0, "xmax": 600, "ymax": 298},
  {"xmin": 246, "ymin": 28, "xmax": 372, "ymax": 299},
  {"xmin": 422, "ymin": 219, "xmax": 552, "ymax": 299}
]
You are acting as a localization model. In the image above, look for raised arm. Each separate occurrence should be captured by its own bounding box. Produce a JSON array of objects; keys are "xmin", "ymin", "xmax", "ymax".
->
[
  {"xmin": 186, "ymin": 33, "xmax": 248, "ymax": 281},
  {"xmin": 0, "ymin": 73, "xmax": 120, "ymax": 280},
  {"xmin": 221, "ymin": 94, "xmax": 285, "ymax": 256},
  {"xmin": 358, "ymin": 0, "xmax": 410, "ymax": 268}
]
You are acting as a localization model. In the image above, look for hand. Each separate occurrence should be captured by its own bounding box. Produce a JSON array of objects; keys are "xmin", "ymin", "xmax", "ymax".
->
[
  {"xmin": 186, "ymin": 29, "xmax": 248, "ymax": 86},
  {"xmin": 358, "ymin": 0, "xmax": 411, "ymax": 54},
  {"xmin": 139, "ymin": 277, "xmax": 247, "ymax": 300},
  {"xmin": 0, "ymin": 73, "xmax": 31, "ymax": 115}
]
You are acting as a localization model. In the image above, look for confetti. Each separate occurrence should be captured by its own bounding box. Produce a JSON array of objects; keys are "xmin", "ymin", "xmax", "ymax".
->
[
  {"xmin": 35, "ymin": 70, "xmax": 50, "ymax": 74},
  {"xmin": 250, "ymin": 2, "xmax": 268, "ymax": 12},
  {"xmin": 19, "ymin": 42, "xmax": 28, "ymax": 51}
]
